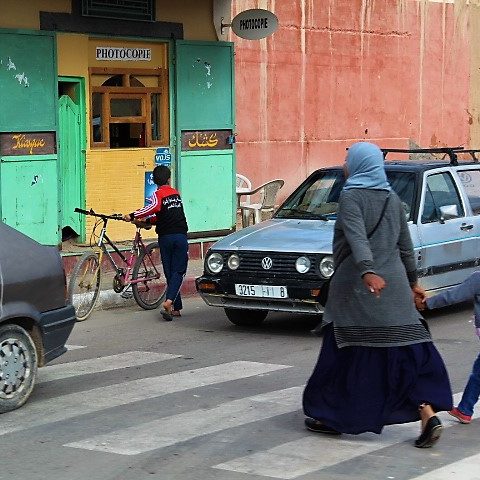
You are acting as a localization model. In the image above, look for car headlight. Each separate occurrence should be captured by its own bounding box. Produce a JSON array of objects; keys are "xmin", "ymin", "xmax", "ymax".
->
[
  {"xmin": 319, "ymin": 255, "xmax": 334, "ymax": 278},
  {"xmin": 206, "ymin": 252, "xmax": 224, "ymax": 274},
  {"xmin": 227, "ymin": 254, "xmax": 240, "ymax": 270},
  {"xmin": 295, "ymin": 256, "xmax": 311, "ymax": 274}
]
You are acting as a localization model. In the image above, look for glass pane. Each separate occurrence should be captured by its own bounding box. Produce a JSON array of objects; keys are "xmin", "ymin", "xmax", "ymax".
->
[
  {"xmin": 110, "ymin": 98, "xmax": 142, "ymax": 117},
  {"xmin": 422, "ymin": 173, "xmax": 464, "ymax": 223},
  {"xmin": 386, "ymin": 171, "xmax": 416, "ymax": 221},
  {"xmin": 109, "ymin": 123, "xmax": 145, "ymax": 148},
  {"xmin": 92, "ymin": 92, "xmax": 103, "ymax": 142},
  {"xmin": 151, "ymin": 93, "xmax": 161, "ymax": 141},
  {"xmin": 458, "ymin": 169, "xmax": 480, "ymax": 215},
  {"xmin": 276, "ymin": 170, "xmax": 345, "ymax": 220}
]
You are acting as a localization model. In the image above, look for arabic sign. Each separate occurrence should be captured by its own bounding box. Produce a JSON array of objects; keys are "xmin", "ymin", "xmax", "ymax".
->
[
  {"xmin": 231, "ymin": 9, "xmax": 278, "ymax": 40},
  {"xmin": 96, "ymin": 47, "xmax": 151, "ymax": 61},
  {"xmin": 0, "ymin": 132, "xmax": 56, "ymax": 156},
  {"xmin": 181, "ymin": 130, "xmax": 233, "ymax": 151},
  {"xmin": 155, "ymin": 147, "xmax": 172, "ymax": 166}
]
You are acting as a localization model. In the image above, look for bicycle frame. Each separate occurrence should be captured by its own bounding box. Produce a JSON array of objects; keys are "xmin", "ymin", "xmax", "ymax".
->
[
  {"xmin": 93, "ymin": 217, "xmax": 161, "ymax": 288},
  {"xmin": 70, "ymin": 207, "xmax": 165, "ymax": 320}
]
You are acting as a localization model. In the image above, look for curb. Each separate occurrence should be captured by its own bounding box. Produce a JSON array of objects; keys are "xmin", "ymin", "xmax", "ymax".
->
[{"xmin": 91, "ymin": 275, "xmax": 199, "ymax": 312}]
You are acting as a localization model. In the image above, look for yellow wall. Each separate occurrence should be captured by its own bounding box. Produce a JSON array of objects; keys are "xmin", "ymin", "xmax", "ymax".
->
[
  {"xmin": 57, "ymin": 33, "xmax": 171, "ymax": 241},
  {"xmin": 0, "ymin": 0, "xmax": 70, "ymax": 29},
  {"xmin": 469, "ymin": 5, "xmax": 480, "ymax": 147},
  {"xmin": 157, "ymin": 0, "xmax": 216, "ymax": 40},
  {"xmin": 1, "ymin": 0, "xmax": 215, "ymax": 41},
  {"xmin": 86, "ymin": 149, "xmax": 159, "ymax": 241}
]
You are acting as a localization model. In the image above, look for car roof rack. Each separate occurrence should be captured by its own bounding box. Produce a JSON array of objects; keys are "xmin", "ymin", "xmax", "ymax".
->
[
  {"xmin": 457, "ymin": 149, "xmax": 480, "ymax": 163},
  {"xmin": 382, "ymin": 147, "xmax": 480, "ymax": 166},
  {"xmin": 381, "ymin": 147, "xmax": 473, "ymax": 166}
]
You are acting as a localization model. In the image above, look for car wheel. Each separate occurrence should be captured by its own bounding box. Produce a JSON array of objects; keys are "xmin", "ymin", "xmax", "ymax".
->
[
  {"xmin": 0, "ymin": 324, "xmax": 38, "ymax": 414},
  {"xmin": 224, "ymin": 308, "xmax": 268, "ymax": 326}
]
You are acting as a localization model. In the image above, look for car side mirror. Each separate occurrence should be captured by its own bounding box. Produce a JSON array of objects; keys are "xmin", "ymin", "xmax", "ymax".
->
[{"xmin": 438, "ymin": 204, "xmax": 459, "ymax": 223}]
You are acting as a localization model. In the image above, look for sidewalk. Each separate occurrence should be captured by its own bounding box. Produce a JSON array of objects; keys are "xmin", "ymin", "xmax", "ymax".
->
[{"xmin": 61, "ymin": 240, "xmax": 206, "ymax": 313}]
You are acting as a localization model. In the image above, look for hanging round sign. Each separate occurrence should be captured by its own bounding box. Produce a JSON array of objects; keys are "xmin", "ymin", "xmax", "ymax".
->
[{"xmin": 231, "ymin": 9, "xmax": 278, "ymax": 40}]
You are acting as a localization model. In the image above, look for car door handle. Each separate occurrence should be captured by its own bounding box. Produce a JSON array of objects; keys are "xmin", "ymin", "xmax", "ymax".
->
[{"xmin": 460, "ymin": 223, "xmax": 474, "ymax": 231}]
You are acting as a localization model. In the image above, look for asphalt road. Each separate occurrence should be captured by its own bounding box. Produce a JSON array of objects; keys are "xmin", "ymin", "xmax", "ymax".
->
[{"xmin": 1, "ymin": 298, "xmax": 479, "ymax": 480}]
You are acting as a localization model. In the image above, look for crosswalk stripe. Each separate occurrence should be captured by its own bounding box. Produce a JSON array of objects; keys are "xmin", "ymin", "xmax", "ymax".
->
[
  {"xmin": 38, "ymin": 351, "xmax": 181, "ymax": 384},
  {"xmin": 65, "ymin": 386, "xmax": 303, "ymax": 455},
  {"xmin": 65, "ymin": 345, "xmax": 87, "ymax": 350},
  {"xmin": 409, "ymin": 453, "xmax": 480, "ymax": 479},
  {"xmin": 213, "ymin": 392, "xmax": 472, "ymax": 479},
  {"xmin": 0, "ymin": 361, "xmax": 290, "ymax": 436}
]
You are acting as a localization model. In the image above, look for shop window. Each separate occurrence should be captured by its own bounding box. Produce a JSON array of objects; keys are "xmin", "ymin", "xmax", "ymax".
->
[{"xmin": 89, "ymin": 68, "xmax": 168, "ymax": 148}]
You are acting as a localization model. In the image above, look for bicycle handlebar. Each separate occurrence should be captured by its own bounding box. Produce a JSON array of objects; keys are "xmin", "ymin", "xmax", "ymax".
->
[{"xmin": 74, "ymin": 207, "xmax": 123, "ymax": 221}]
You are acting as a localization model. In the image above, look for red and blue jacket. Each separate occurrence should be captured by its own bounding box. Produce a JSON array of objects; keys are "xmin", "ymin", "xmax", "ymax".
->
[{"xmin": 130, "ymin": 185, "xmax": 188, "ymax": 237}]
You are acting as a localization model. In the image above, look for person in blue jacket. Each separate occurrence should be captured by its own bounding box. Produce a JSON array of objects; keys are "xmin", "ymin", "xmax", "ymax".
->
[{"xmin": 418, "ymin": 271, "xmax": 480, "ymax": 424}]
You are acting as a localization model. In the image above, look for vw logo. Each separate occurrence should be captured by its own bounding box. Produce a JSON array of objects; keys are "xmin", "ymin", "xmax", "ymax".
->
[{"xmin": 261, "ymin": 257, "xmax": 273, "ymax": 270}]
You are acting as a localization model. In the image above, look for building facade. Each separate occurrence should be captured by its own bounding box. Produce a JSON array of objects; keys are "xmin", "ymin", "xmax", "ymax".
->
[
  {"xmin": 231, "ymin": 0, "xmax": 478, "ymax": 201},
  {"xmin": 0, "ymin": 0, "xmax": 236, "ymax": 245}
]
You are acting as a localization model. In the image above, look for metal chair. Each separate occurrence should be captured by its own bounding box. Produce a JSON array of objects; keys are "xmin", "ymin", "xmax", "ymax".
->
[{"xmin": 239, "ymin": 179, "xmax": 285, "ymax": 227}]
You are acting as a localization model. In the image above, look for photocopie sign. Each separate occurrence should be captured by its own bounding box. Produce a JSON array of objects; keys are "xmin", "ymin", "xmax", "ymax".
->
[{"xmin": 231, "ymin": 9, "xmax": 278, "ymax": 40}]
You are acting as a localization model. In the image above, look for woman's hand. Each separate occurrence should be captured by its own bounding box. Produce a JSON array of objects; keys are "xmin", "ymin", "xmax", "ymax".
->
[
  {"xmin": 411, "ymin": 283, "xmax": 427, "ymax": 310},
  {"xmin": 362, "ymin": 273, "xmax": 386, "ymax": 298},
  {"xmin": 122, "ymin": 214, "xmax": 132, "ymax": 222}
]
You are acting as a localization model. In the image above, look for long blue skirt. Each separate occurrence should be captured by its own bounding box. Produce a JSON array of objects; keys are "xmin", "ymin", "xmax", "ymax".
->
[{"xmin": 303, "ymin": 324, "xmax": 453, "ymax": 435}]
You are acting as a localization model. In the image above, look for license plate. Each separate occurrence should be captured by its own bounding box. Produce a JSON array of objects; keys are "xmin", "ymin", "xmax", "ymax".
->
[{"xmin": 235, "ymin": 284, "xmax": 288, "ymax": 299}]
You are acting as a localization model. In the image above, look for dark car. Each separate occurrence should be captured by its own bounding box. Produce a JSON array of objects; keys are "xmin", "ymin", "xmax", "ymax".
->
[
  {"xmin": 0, "ymin": 222, "xmax": 76, "ymax": 413},
  {"xmin": 197, "ymin": 148, "xmax": 480, "ymax": 326}
]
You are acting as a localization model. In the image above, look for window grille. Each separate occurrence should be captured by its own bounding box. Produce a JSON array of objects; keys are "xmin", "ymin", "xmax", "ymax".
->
[{"xmin": 82, "ymin": 0, "xmax": 155, "ymax": 22}]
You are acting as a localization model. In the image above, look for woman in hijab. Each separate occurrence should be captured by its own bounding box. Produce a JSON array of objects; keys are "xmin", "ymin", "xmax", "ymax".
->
[{"xmin": 303, "ymin": 142, "xmax": 453, "ymax": 448}]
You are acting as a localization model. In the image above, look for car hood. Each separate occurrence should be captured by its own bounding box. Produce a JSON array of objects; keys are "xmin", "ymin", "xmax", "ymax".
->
[{"xmin": 211, "ymin": 218, "xmax": 335, "ymax": 253}]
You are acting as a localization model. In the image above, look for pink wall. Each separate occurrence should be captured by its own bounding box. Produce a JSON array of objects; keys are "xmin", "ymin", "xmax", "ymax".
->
[{"xmin": 233, "ymin": 1, "xmax": 471, "ymax": 201}]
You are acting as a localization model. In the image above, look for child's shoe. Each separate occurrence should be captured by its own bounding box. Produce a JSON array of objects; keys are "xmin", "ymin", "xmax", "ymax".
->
[{"xmin": 448, "ymin": 407, "xmax": 472, "ymax": 424}]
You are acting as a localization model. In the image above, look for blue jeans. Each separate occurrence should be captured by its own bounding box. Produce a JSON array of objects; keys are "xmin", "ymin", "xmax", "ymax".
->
[
  {"xmin": 158, "ymin": 233, "xmax": 188, "ymax": 312},
  {"xmin": 458, "ymin": 352, "xmax": 480, "ymax": 416}
]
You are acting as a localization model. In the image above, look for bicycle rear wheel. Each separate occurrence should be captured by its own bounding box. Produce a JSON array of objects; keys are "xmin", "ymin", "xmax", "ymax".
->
[
  {"xmin": 68, "ymin": 251, "xmax": 101, "ymax": 321},
  {"xmin": 131, "ymin": 242, "xmax": 166, "ymax": 310}
]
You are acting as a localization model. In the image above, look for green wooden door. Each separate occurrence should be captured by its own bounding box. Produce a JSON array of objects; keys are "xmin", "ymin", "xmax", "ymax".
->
[
  {"xmin": 1, "ymin": 158, "xmax": 58, "ymax": 244},
  {"xmin": 59, "ymin": 94, "xmax": 83, "ymax": 236},
  {"xmin": 175, "ymin": 41, "xmax": 235, "ymax": 236},
  {"xmin": 0, "ymin": 30, "xmax": 59, "ymax": 245}
]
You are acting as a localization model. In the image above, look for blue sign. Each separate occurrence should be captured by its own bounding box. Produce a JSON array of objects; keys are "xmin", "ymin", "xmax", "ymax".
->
[
  {"xmin": 155, "ymin": 147, "xmax": 172, "ymax": 166},
  {"xmin": 144, "ymin": 172, "xmax": 157, "ymax": 206}
]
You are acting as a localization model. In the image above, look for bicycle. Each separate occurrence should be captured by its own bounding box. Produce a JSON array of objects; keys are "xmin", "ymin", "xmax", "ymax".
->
[{"xmin": 68, "ymin": 208, "xmax": 166, "ymax": 321}]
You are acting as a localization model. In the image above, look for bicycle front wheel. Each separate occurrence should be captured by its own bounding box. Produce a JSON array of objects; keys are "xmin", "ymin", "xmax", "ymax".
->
[
  {"xmin": 68, "ymin": 251, "xmax": 101, "ymax": 321},
  {"xmin": 131, "ymin": 242, "xmax": 166, "ymax": 310}
]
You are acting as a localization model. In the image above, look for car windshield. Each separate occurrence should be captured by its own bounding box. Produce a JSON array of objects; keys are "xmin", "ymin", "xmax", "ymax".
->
[{"xmin": 275, "ymin": 169, "xmax": 416, "ymax": 221}]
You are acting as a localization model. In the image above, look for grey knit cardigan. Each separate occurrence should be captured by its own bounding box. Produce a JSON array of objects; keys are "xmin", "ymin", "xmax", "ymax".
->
[{"xmin": 322, "ymin": 188, "xmax": 431, "ymax": 348}]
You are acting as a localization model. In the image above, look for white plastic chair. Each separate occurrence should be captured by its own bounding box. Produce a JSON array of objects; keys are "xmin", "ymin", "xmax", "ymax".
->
[
  {"xmin": 236, "ymin": 173, "xmax": 252, "ymax": 207},
  {"xmin": 239, "ymin": 179, "xmax": 285, "ymax": 226}
]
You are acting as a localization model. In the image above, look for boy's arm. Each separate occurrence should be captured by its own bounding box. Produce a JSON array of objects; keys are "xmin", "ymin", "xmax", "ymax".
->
[
  {"xmin": 129, "ymin": 192, "xmax": 162, "ymax": 220},
  {"xmin": 426, "ymin": 272, "xmax": 480, "ymax": 327}
]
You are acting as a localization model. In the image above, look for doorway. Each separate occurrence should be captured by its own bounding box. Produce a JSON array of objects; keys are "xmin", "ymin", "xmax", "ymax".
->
[{"xmin": 58, "ymin": 77, "xmax": 86, "ymax": 242}]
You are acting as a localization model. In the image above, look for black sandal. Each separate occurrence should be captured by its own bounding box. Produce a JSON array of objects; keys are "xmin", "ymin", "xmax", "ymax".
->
[
  {"xmin": 415, "ymin": 415, "xmax": 442, "ymax": 448},
  {"xmin": 304, "ymin": 418, "xmax": 341, "ymax": 435},
  {"xmin": 161, "ymin": 310, "xmax": 173, "ymax": 322}
]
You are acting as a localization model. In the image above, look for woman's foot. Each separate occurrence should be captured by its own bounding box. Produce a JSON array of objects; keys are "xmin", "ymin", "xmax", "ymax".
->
[
  {"xmin": 304, "ymin": 418, "xmax": 341, "ymax": 435},
  {"xmin": 415, "ymin": 403, "xmax": 442, "ymax": 448},
  {"xmin": 171, "ymin": 310, "xmax": 181, "ymax": 317}
]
